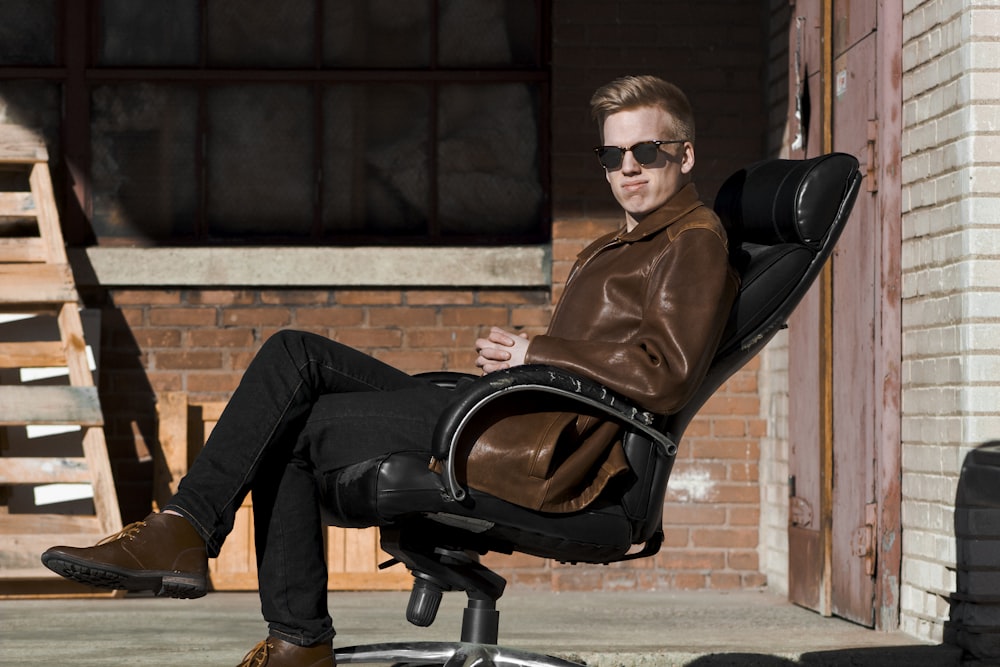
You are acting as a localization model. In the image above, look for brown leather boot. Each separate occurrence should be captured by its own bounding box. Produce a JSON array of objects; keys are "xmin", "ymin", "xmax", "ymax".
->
[
  {"xmin": 40, "ymin": 512, "xmax": 208, "ymax": 598},
  {"xmin": 238, "ymin": 637, "xmax": 335, "ymax": 667}
]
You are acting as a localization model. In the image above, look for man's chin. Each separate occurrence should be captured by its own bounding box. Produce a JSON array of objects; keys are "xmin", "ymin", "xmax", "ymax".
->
[{"xmin": 625, "ymin": 206, "xmax": 652, "ymax": 223}]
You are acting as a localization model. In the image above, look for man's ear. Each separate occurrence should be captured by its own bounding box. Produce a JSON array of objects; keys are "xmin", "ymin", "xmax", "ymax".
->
[{"xmin": 680, "ymin": 141, "xmax": 696, "ymax": 175}]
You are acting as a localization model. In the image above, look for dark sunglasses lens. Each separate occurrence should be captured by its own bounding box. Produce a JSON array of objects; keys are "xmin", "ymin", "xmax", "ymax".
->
[
  {"xmin": 631, "ymin": 142, "xmax": 660, "ymax": 164},
  {"xmin": 597, "ymin": 147, "xmax": 623, "ymax": 169}
]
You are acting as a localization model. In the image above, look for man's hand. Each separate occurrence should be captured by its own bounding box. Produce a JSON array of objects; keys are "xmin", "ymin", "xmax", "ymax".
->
[{"xmin": 475, "ymin": 326, "xmax": 529, "ymax": 374}]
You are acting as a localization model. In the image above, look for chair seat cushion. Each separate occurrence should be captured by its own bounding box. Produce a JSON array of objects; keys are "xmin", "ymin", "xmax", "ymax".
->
[{"xmin": 318, "ymin": 451, "xmax": 636, "ymax": 563}]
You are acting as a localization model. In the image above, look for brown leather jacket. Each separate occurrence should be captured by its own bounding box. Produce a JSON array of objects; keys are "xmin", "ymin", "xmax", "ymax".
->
[{"xmin": 460, "ymin": 184, "xmax": 739, "ymax": 512}]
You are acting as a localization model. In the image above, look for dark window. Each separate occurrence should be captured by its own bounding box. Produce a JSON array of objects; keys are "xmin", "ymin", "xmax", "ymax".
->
[
  {"xmin": 0, "ymin": 1, "xmax": 57, "ymax": 66},
  {"xmin": 0, "ymin": 0, "xmax": 550, "ymax": 246}
]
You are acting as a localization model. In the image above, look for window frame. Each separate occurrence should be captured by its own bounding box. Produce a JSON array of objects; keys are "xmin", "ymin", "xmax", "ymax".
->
[{"xmin": 3, "ymin": 0, "xmax": 552, "ymax": 248}]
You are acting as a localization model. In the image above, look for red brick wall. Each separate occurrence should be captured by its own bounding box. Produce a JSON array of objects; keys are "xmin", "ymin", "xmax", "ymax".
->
[
  {"xmin": 96, "ymin": 286, "xmax": 554, "ymax": 519},
  {"xmin": 94, "ymin": 0, "xmax": 772, "ymax": 592}
]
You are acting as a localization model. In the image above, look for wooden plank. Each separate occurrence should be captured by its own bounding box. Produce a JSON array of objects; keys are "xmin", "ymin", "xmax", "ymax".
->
[
  {"xmin": 0, "ymin": 576, "xmax": 122, "ymax": 600},
  {"xmin": 0, "ymin": 568, "xmax": 84, "ymax": 581},
  {"xmin": 0, "ymin": 534, "xmax": 107, "ymax": 570},
  {"xmin": 0, "ymin": 238, "xmax": 46, "ymax": 262},
  {"xmin": 327, "ymin": 526, "xmax": 348, "ymax": 572},
  {"xmin": 0, "ymin": 192, "xmax": 37, "ymax": 217},
  {"xmin": 210, "ymin": 498, "xmax": 255, "ymax": 588},
  {"xmin": 0, "ymin": 125, "xmax": 48, "ymax": 163},
  {"xmin": 80, "ymin": 427, "xmax": 123, "ymax": 535},
  {"xmin": 29, "ymin": 162, "xmax": 67, "ymax": 264},
  {"xmin": 155, "ymin": 392, "xmax": 191, "ymax": 507},
  {"xmin": 202, "ymin": 403, "xmax": 225, "ymax": 421},
  {"xmin": 0, "ymin": 514, "xmax": 101, "ymax": 534},
  {"xmin": 0, "ymin": 386, "xmax": 103, "ymax": 426},
  {"xmin": 0, "ymin": 457, "xmax": 92, "ymax": 483},
  {"xmin": 345, "ymin": 526, "xmax": 380, "ymax": 573},
  {"xmin": 207, "ymin": 571, "xmax": 259, "ymax": 591},
  {"xmin": 0, "ymin": 341, "xmax": 66, "ymax": 368},
  {"xmin": 57, "ymin": 303, "xmax": 95, "ymax": 388},
  {"xmin": 0, "ymin": 303, "xmax": 60, "ymax": 317},
  {"xmin": 327, "ymin": 569, "xmax": 412, "ymax": 591},
  {"xmin": 0, "ymin": 565, "xmax": 122, "ymax": 595},
  {"xmin": 0, "ymin": 264, "xmax": 77, "ymax": 303},
  {"xmin": 208, "ymin": 571, "xmax": 409, "ymax": 593}
]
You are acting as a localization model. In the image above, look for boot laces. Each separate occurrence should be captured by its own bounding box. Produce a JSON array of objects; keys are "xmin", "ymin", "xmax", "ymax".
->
[
  {"xmin": 238, "ymin": 639, "xmax": 270, "ymax": 667},
  {"xmin": 96, "ymin": 520, "xmax": 146, "ymax": 545}
]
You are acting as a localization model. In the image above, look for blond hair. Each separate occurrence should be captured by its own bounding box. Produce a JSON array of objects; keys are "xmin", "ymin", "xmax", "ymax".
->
[{"xmin": 590, "ymin": 75, "xmax": 695, "ymax": 144}]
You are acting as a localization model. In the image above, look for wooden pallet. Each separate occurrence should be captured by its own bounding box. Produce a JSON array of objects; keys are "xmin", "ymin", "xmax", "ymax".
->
[
  {"xmin": 0, "ymin": 125, "xmax": 123, "ymax": 598},
  {"xmin": 157, "ymin": 392, "xmax": 412, "ymax": 591}
]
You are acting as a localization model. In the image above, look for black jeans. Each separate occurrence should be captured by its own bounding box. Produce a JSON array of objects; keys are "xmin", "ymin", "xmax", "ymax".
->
[{"xmin": 166, "ymin": 329, "xmax": 454, "ymax": 646}]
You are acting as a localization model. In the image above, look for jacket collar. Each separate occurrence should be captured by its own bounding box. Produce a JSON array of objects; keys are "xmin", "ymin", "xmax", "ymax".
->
[
  {"xmin": 616, "ymin": 182, "xmax": 704, "ymax": 242},
  {"xmin": 574, "ymin": 183, "xmax": 707, "ymax": 268}
]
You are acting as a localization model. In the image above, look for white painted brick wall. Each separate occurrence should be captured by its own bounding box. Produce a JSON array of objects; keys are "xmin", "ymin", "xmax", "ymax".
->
[
  {"xmin": 901, "ymin": 0, "xmax": 1000, "ymax": 644},
  {"xmin": 758, "ymin": 331, "xmax": 790, "ymax": 595}
]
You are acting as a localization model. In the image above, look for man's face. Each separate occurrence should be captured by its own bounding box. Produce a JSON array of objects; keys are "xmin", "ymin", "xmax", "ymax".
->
[{"xmin": 600, "ymin": 105, "xmax": 694, "ymax": 231}]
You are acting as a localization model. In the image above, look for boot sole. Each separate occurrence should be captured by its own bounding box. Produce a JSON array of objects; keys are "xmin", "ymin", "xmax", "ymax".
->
[{"xmin": 40, "ymin": 551, "xmax": 207, "ymax": 599}]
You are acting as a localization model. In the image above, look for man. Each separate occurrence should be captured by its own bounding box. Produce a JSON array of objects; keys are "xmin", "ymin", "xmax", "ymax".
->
[{"xmin": 42, "ymin": 75, "xmax": 738, "ymax": 667}]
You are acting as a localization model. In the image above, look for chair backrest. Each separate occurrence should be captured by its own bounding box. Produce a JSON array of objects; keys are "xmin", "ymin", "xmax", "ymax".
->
[
  {"xmin": 619, "ymin": 153, "xmax": 861, "ymax": 545},
  {"xmin": 406, "ymin": 154, "xmax": 862, "ymax": 554},
  {"xmin": 665, "ymin": 152, "xmax": 862, "ymax": 442}
]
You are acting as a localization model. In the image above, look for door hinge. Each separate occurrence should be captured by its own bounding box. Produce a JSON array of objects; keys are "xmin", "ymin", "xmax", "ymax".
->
[
  {"xmin": 851, "ymin": 502, "xmax": 877, "ymax": 576},
  {"xmin": 789, "ymin": 476, "xmax": 813, "ymax": 528}
]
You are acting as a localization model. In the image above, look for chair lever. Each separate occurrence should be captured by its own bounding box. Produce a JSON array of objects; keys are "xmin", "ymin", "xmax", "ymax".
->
[{"xmin": 378, "ymin": 557, "xmax": 402, "ymax": 570}]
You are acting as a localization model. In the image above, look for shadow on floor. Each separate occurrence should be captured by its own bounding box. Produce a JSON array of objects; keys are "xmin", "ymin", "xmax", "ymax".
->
[{"xmin": 684, "ymin": 644, "xmax": 964, "ymax": 666}]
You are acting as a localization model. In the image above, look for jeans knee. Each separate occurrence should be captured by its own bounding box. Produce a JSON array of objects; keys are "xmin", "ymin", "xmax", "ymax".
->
[
  {"xmin": 262, "ymin": 329, "xmax": 322, "ymax": 358},
  {"xmin": 251, "ymin": 330, "xmax": 311, "ymax": 370},
  {"xmin": 265, "ymin": 329, "xmax": 307, "ymax": 348}
]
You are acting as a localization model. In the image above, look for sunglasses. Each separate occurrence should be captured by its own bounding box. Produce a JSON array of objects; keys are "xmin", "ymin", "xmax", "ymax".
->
[{"xmin": 593, "ymin": 139, "xmax": 686, "ymax": 170}]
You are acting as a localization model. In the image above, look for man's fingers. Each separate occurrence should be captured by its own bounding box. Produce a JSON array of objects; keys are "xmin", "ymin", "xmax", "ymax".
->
[{"xmin": 488, "ymin": 331, "xmax": 513, "ymax": 346}]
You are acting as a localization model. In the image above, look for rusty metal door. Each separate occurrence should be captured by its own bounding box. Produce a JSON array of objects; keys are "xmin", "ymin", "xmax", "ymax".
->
[{"xmin": 786, "ymin": 0, "xmax": 902, "ymax": 629}]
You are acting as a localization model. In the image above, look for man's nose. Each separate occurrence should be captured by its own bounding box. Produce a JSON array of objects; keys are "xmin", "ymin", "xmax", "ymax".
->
[{"xmin": 620, "ymin": 149, "xmax": 642, "ymax": 173}]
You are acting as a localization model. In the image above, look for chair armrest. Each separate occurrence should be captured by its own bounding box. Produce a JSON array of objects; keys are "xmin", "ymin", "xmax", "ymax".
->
[
  {"xmin": 431, "ymin": 364, "xmax": 677, "ymax": 502},
  {"xmin": 414, "ymin": 371, "xmax": 477, "ymax": 390}
]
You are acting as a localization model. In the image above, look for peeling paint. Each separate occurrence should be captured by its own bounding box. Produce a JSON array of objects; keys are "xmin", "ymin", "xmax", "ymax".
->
[
  {"xmin": 668, "ymin": 467, "xmax": 716, "ymax": 502},
  {"xmin": 880, "ymin": 573, "xmax": 899, "ymax": 631},
  {"xmin": 882, "ymin": 528, "xmax": 896, "ymax": 551}
]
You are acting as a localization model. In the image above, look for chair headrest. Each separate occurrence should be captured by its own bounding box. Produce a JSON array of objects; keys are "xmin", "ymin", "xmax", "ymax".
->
[{"xmin": 714, "ymin": 152, "xmax": 860, "ymax": 251}]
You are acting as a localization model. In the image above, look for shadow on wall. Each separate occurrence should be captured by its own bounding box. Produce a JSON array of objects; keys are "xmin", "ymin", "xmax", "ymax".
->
[
  {"xmin": 684, "ymin": 644, "xmax": 961, "ymax": 665},
  {"xmin": 85, "ymin": 294, "xmax": 161, "ymax": 524},
  {"xmin": 948, "ymin": 441, "xmax": 1000, "ymax": 663}
]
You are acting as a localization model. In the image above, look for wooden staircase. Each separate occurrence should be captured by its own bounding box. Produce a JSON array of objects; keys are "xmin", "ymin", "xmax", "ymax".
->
[{"xmin": 0, "ymin": 125, "xmax": 122, "ymax": 598}]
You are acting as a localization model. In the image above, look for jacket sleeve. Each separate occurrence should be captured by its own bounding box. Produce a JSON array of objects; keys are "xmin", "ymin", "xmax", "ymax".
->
[{"xmin": 525, "ymin": 226, "xmax": 737, "ymax": 415}]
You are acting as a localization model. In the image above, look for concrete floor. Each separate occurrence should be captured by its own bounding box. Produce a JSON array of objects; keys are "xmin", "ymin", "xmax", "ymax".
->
[{"xmin": 0, "ymin": 589, "xmax": 966, "ymax": 666}]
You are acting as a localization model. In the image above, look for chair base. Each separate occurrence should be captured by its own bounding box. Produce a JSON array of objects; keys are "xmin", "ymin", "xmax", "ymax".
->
[{"xmin": 335, "ymin": 641, "xmax": 585, "ymax": 666}]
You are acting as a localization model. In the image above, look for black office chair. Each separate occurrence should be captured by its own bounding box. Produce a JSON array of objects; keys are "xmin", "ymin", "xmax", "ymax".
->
[{"xmin": 320, "ymin": 153, "xmax": 862, "ymax": 667}]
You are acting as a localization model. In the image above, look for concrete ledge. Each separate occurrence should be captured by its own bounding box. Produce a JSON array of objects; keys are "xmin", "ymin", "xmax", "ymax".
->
[{"xmin": 68, "ymin": 246, "xmax": 551, "ymax": 288}]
